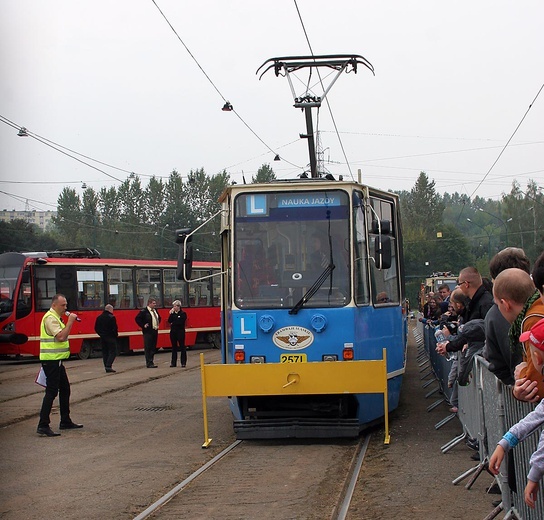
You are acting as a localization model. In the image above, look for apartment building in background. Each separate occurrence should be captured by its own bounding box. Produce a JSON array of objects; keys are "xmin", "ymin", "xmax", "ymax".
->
[{"xmin": 0, "ymin": 210, "xmax": 57, "ymax": 231}]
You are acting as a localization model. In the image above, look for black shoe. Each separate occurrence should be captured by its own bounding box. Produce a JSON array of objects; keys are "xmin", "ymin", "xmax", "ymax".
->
[
  {"xmin": 181, "ymin": 364, "xmax": 186, "ymax": 368},
  {"xmin": 37, "ymin": 426, "xmax": 61, "ymax": 437},
  {"xmin": 147, "ymin": 364, "xmax": 158, "ymax": 368},
  {"xmin": 59, "ymin": 421, "xmax": 83, "ymax": 430},
  {"xmin": 170, "ymin": 364, "xmax": 176, "ymax": 367},
  {"xmin": 470, "ymin": 452, "xmax": 480, "ymax": 461},
  {"xmin": 105, "ymin": 368, "xmax": 116, "ymax": 373}
]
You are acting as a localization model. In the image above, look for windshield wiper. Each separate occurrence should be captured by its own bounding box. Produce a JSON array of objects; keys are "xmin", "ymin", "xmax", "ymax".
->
[{"xmin": 288, "ymin": 263, "xmax": 335, "ymax": 315}]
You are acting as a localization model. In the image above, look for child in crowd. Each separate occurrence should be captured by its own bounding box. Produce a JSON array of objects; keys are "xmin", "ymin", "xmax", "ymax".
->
[{"xmin": 489, "ymin": 318, "xmax": 544, "ymax": 509}]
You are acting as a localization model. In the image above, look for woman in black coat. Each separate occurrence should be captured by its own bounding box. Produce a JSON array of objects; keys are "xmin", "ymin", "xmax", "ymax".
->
[{"xmin": 168, "ymin": 300, "xmax": 187, "ymax": 367}]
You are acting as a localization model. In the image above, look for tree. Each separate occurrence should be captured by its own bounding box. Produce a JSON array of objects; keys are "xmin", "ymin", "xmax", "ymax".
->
[
  {"xmin": 502, "ymin": 180, "xmax": 543, "ymax": 260},
  {"xmin": 118, "ymin": 174, "xmax": 146, "ymax": 225},
  {"xmin": 183, "ymin": 168, "xmax": 228, "ymax": 261},
  {"xmin": 252, "ymin": 163, "xmax": 276, "ymax": 183},
  {"xmin": 53, "ymin": 187, "xmax": 81, "ymax": 246},
  {"xmin": 0, "ymin": 220, "xmax": 60, "ymax": 254},
  {"xmin": 163, "ymin": 170, "xmax": 190, "ymax": 228},
  {"xmin": 145, "ymin": 176, "xmax": 166, "ymax": 224},
  {"xmin": 198, "ymin": 170, "xmax": 229, "ymax": 260},
  {"xmin": 99, "ymin": 186, "xmax": 121, "ymax": 223},
  {"xmin": 80, "ymin": 187, "xmax": 100, "ymax": 249},
  {"xmin": 400, "ymin": 172, "xmax": 444, "ymax": 232}
]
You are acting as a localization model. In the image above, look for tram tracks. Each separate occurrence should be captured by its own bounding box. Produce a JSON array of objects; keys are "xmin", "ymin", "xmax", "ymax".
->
[
  {"xmin": 0, "ymin": 352, "xmax": 220, "ymax": 428},
  {"xmin": 134, "ymin": 435, "xmax": 371, "ymax": 520}
]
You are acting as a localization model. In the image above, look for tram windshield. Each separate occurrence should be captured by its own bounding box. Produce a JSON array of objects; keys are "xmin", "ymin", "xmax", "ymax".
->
[
  {"xmin": 0, "ymin": 253, "xmax": 25, "ymax": 315},
  {"xmin": 233, "ymin": 189, "xmax": 350, "ymax": 309}
]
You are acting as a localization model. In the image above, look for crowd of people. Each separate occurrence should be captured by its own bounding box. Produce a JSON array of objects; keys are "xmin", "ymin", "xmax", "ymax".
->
[{"xmin": 428, "ymin": 248, "xmax": 544, "ymax": 509}]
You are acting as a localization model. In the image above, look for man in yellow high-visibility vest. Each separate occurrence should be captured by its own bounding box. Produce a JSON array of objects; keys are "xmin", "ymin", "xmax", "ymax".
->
[{"xmin": 37, "ymin": 293, "xmax": 83, "ymax": 437}]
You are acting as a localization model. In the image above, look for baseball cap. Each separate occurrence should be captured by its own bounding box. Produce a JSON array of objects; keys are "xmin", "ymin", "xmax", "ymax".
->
[{"xmin": 519, "ymin": 319, "xmax": 544, "ymax": 351}]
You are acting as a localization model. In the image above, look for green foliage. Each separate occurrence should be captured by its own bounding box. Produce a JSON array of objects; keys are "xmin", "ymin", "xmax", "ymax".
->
[
  {"xmin": 52, "ymin": 187, "xmax": 81, "ymax": 245},
  {"xmin": 399, "ymin": 172, "xmax": 473, "ymax": 281},
  {"xmin": 501, "ymin": 180, "xmax": 543, "ymax": 260},
  {"xmin": 400, "ymin": 172, "xmax": 444, "ymax": 233},
  {"xmin": 252, "ymin": 163, "xmax": 276, "ymax": 183},
  {"xmin": 0, "ymin": 220, "xmax": 60, "ymax": 254},
  {"xmin": 145, "ymin": 176, "xmax": 166, "ymax": 222},
  {"xmin": 399, "ymin": 175, "xmax": 542, "ymax": 289},
  {"xmin": 47, "ymin": 168, "xmax": 231, "ymax": 261},
  {"xmin": 3, "ymin": 166, "xmax": 541, "ymax": 288}
]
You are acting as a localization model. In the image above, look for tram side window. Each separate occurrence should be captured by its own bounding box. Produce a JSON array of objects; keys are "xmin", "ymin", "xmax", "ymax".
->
[
  {"xmin": 35, "ymin": 266, "xmax": 57, "ymax": 311},
  {"xmin": 77, "ymin": 269, "xmax": 105, "ymax": 309},
  {"xmin": 189, "ymin": 270, "xmax": 212, "ymax": 306},
  {"xmin": 353, "ymin": 191, "xmax": 370, "ymax": 305},
  {"xmin": 136, "ymin": 268, "xmax": 161, "ymax": 307},
  {"xmin": 163, "ymin": 268, "xmax": 187, "ymax": 307},
  {"xmin": 368, "ymin": 198, "xmax": 400, "ymax": 305},
  {"xmin": 0, "ymin": 273, "xmax": 18, "ymax": 314},
  {"xmin": 212, "ymin": 270, "xmax": 220, "ymax": 306},
  {"xmin": 107, "ymin": 267, "xmax": 134, "ymax": 309},
  {"xmin": 16, "ymin": 269, "xmax": 32, "ymax": 318}
]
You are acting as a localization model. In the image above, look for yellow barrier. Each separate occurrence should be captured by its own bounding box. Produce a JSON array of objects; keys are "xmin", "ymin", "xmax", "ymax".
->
[{"xmin": 199, "ymin": 348, "xmax": 390, "ymax": 447}]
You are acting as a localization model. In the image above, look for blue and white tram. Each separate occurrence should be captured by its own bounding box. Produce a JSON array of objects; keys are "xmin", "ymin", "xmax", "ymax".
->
[{"xmin": 180, "ymin": 179, "xmax": 407, "ymax": 439}]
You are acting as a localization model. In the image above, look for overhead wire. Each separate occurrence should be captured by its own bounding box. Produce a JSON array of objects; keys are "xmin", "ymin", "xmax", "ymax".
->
[
  {"xmin": 352, "ymin": 140, "xmax": 544, "ymax": 164},
  {"xmin": 0, "ymin": 115, "xmax": 124, "ymax": 183},
  {"xmin": 2, "ymin": 113, "xmax": 258, "ymax": 191},
  {"xmin": 151, "ymin": 0, "xmax": 302, "ymax": 172},
  {"xmin": 453, "ymin": 82, "xmax": 544, "ymax": 225},
  {"xmin": 0, "ymin": 115, "xmax": 132, "ymax": 177},
  {"xmin": 0, "ymin": 190, "xmax": 58, "ymax": 211},
  {"xmin": 293, "ymin": 0, "xmax": 357, "ymax": 181},
  {"xmin": 468, "ymin": 82, "xmax": 544, "ymax": 200},
  {"xmin": 2, "ymin": 7, "xmax": 540, "ymax": 206}
]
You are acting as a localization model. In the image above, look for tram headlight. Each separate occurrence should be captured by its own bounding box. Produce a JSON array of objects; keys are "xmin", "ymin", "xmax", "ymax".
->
[
  {"xmin": 322, "ymin": 354, "xmax": 338, "ymax": 362},
  {"xmin": 250, "ymin": 356, "xmax": 266, "ymax": 364}
]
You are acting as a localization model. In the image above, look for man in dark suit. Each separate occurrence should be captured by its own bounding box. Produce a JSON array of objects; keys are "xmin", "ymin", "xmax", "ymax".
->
[
  {"xmin": 94, "ymin": 304, "xmax": 118, "ymax": 373},
  {"xmin": 135, "ymin": 297, "xmax": 161, "ymax": 368}
]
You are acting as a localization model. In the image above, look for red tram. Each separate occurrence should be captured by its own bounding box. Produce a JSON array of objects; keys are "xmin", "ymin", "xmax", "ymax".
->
[{"xmin": 0, "ymin": 249, "xmax": 220, "ymax": 358}]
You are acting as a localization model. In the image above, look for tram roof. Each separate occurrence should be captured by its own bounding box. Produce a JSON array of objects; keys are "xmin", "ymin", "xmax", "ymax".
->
[{"xmin": 219, "ymin": 178, "xmax": 398, "ymax": 202}]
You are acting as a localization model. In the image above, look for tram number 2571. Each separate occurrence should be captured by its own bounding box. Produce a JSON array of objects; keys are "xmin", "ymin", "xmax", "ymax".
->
[{"xmin": 280, "ymin": 354, "xmax": 307, "ymax": 363}]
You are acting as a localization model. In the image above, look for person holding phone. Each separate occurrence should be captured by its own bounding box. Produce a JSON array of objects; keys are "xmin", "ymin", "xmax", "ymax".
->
[{"xmin": 168, "ymin": 300, "xmax": 187, "ymax": 367}]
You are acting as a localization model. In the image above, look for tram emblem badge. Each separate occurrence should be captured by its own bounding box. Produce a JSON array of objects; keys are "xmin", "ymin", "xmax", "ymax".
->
[{"xmin": 272, "ymin": 326, "xmax": 314, "ymax": 350}]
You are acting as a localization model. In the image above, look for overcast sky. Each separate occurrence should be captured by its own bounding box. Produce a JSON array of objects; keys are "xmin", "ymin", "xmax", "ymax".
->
[{"xmin": 1, "ymin": 1, "xmax": 543, "ymax": 213}]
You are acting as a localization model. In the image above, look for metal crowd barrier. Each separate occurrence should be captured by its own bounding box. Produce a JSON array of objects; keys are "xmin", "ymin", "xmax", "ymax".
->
[
  {"xmin": 417, "ymin": 320, "xmax": 544, "ymax": 520},
  {"xmin": 418, "ymin": 322, "xmax": 456, "ymax": 427}
]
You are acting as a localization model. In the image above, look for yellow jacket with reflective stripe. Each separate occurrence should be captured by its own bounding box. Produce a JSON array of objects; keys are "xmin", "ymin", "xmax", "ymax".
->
[{"xmin": 40, "ymin": 310, "xmax": 70, "ymax": 360}]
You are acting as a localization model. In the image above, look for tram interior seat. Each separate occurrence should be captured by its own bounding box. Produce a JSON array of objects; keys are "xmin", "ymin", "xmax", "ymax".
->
[
  {"xmin": 83, "ymin": 298, "xmax": 101, "ymax": 308},
  {"xmin": 119, "ymin": 297, "xmax": 131, "ymax": 308}
]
